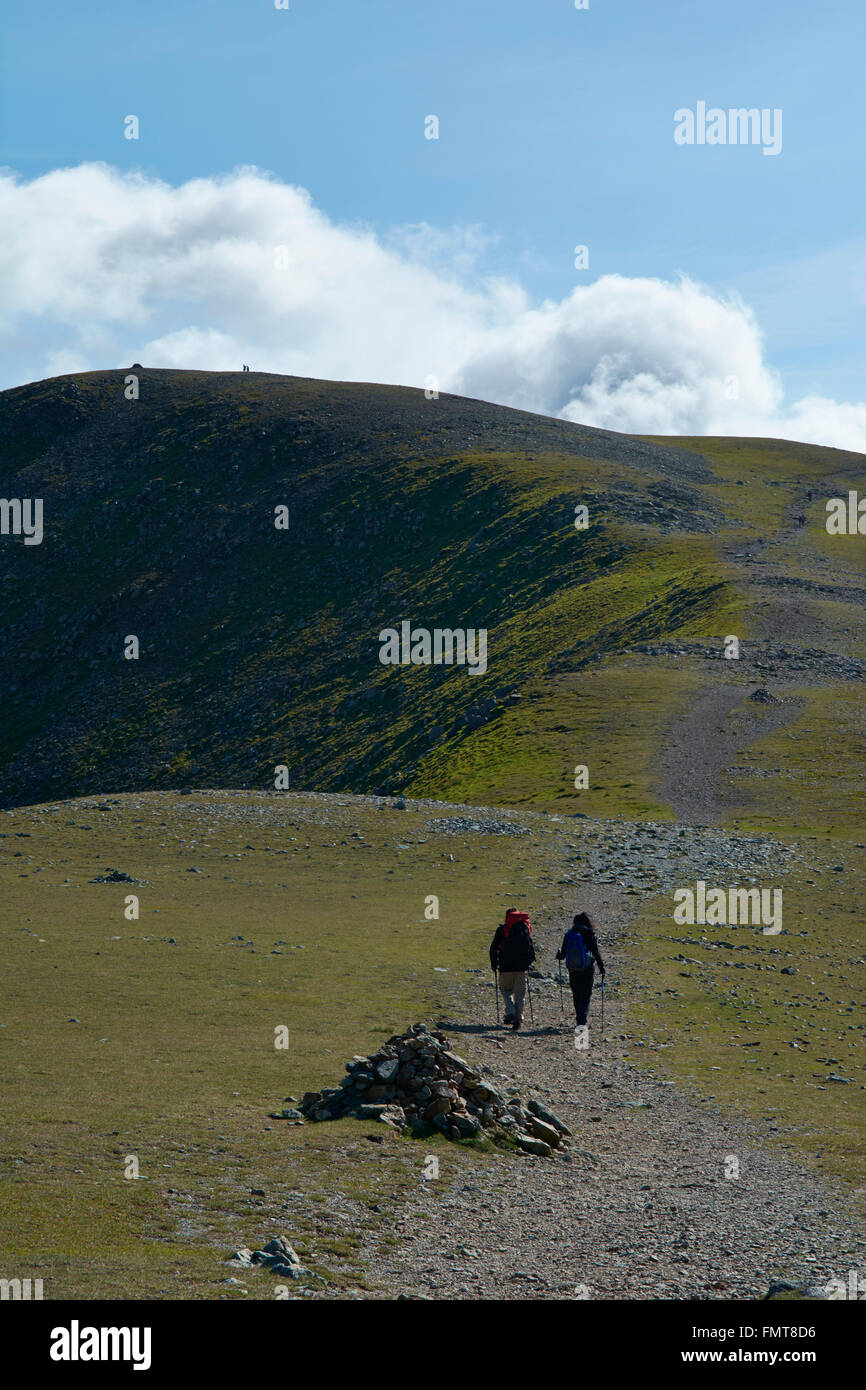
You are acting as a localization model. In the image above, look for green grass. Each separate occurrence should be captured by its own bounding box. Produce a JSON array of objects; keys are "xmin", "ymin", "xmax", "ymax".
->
[
  {"xmin": 411, "ymin": 662, "xmax": 705, "ymax": 817},
  {"xmin": 723, "ymin": 685, "xmax": 866, "ymax": 838},
  {"xmin": 623, "ymin": 864, "xmax": 866, "ymax": 1191},
  {"xmin": 0, "ymin": 790, "xmax": 540, "ymax": 1298}
]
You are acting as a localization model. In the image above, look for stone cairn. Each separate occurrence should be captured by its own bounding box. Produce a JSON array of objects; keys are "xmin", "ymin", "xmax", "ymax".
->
[{"xmin": 296, "ymin": 1023, "xmax": 571, "ymax": 1157}]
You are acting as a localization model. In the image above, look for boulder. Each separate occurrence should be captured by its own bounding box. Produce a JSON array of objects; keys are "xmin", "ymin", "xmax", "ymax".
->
[
  {"xmin": 378, "ymin": 1104, "xmax": 407, "ymax": 1128},
  {"xmin": 236, "ymin": 1236, "xmax": 307, "ymax": 1280},
  {"xmin": 528, "ymin": 1098, "xmax": 571, "ymax": 1135},
  {"xmin": 228, "ymin": 1248, "xmax": 254, "ymax": 1267},
  {"xmin": 452, "ymin": 1112, "xmax": 482, "ymax": 1138},
  {"xmin": 515, "ymin": 1133, "xmax": 552, "ymax": 1157},
  {"xmin": 424, "ymin": 1097, "xmax": 452, "ymax": 1119},
  {"xmin": 525, "ymin": 1114, "xmax": 562, "ymax": 1147},
  {"xmin": 375, "ymin": 1058, "xmax": 400, "ymax": 1082},
  {"xmin": 471, "ymin": 1081, "xmax": 502, "ymax": 1104},
  {"xmin": 263, "ymin": 1236, "xmax": 300, "ymax": 1265}
]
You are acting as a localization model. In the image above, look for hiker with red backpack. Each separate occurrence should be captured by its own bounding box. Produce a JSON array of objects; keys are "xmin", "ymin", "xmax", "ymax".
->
[
  {"xmin": 556, "ymin": 911, "xmax": 605, "ymax": 1028},
  {"xmin": 489, "ymin": 908, "xmax": 535, "ymax": 1030}
]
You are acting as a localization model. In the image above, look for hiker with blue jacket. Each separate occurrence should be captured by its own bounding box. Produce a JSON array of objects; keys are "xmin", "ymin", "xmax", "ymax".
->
[{"xmin": 556, "ymin": 911, "xmax": 605, "ymax": 1027}]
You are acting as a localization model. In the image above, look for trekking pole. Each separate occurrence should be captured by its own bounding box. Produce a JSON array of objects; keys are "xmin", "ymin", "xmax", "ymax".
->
[
  {"xmin": 557, "ymin": 958, "xmax": 564, "ymax": 1014},
  {"xmin": 526, "ymin": 971, "xmax": 534, "ymax": 1024},
  {"xmin": 600, "ymin": 974, "xmax": 605, "ymax": 1041},
  {"xmin": 494, "ymin": 968, "xmax": 500, "ymax": 1025}
]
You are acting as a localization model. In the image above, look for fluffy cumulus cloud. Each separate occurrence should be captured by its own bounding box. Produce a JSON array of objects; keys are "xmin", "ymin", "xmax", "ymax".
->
[{"xmin": 2, "ymin": 162, "xmax": 865, "ymax": 449}]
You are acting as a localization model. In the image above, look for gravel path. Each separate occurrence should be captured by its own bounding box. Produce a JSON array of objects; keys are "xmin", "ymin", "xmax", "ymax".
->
[
  {"xmin": 657, "ymin": 681, "xmax": 796, "ymax": 825},
  {"xmin": 365, "ymin": 883, "xmax": 863, "ymax": 1300}
]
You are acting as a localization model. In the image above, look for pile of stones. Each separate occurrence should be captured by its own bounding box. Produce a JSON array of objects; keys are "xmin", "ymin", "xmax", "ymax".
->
[
  {"xmin": 296, "ymin": 1023, "xmax": 571, "ymax": 1157},
  {"xmin": 228, "ymin": 1236, "xmax": 307, "ymax": 1279}
]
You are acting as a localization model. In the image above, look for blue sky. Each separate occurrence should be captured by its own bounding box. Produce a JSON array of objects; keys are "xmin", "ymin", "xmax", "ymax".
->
[{"xmin": 2, "ymin": 0, "xmax": 865, "ymax": 434}]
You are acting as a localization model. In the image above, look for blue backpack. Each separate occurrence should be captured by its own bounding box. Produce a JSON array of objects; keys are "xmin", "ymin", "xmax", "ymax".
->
[{"xmin": 565, "ymin": 927, "xmax": 592, "ymax": 971}]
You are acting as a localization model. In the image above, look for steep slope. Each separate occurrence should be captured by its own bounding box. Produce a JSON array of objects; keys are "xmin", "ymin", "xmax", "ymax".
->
[{"xmin": 1, "ymin": 369, "xmax": 863, "ymax": 830}]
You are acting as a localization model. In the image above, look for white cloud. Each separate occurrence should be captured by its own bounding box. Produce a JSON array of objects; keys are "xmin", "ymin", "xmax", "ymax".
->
[{"xmin": 1, "ymin": 161, "xmax": 864, "ymax": 451}]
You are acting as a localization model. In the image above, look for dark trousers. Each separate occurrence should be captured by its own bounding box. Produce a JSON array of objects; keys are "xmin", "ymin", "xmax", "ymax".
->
[{"xmin": 569, "ymin": 964, "xmax": 595, "ymax": 1025}]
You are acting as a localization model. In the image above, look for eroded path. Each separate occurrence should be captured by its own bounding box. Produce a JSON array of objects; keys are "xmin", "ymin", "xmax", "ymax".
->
[
  {"xmin": 357, "ymin": 832, "xmax": 863, "ymax": 1300},
  {"xmin": 657, "ymin": 678, "xmax": 796, "ymax": 825}
]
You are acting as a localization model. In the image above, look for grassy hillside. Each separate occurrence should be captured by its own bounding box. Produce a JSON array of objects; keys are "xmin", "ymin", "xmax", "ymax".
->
[
  {"xmin": 2, "ymin": 370, "xmax": 863, "ymax": 831},
  {"xmin": 0, "ymin": 369, "xmax": 739, "ymax": 811}
]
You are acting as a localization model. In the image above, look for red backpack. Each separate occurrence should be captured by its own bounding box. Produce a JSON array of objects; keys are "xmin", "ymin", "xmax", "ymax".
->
[{"xmin": 503, "ymin": 909, "xmax": 531, "ymax": 938}]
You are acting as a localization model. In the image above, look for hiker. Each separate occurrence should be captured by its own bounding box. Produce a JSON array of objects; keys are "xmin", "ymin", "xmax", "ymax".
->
[
  {"xmin": 489, "ymin": 908, "xmax": 535, "ymax": 1030},
  {"xmin": 556, "ymin": 911, "xmax": 605, "ymax": 1027}
]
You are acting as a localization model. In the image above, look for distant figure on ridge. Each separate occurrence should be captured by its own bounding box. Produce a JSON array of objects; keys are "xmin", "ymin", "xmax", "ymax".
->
[
  {"xmin": 489, "ymin": 908, "xmax": 535, "ymax": 1031},
  {"xmin": 556, "ymin": 911, "xmax": 605, "ymax": 1028}
]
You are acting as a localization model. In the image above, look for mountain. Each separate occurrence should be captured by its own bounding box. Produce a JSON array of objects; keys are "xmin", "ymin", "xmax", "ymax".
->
[
  {"xmin": 2, "ymin": 368, "xmax": 865, "ymax": 1299},
  {"xmin": 1, "ymin": 367, "xmax": 864, "ymax": 829}
]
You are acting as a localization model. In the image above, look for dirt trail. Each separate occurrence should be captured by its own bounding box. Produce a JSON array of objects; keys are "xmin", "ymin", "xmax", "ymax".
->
[
  {"xmin": 656, "ymin": 492, "xmax": 866, "ymax": 825},
  {"xmin": 363, "ymin": 879, "xmax": 863, "ymax": 1300},
  {"xmin": 657, "ymin": 682, "xmax": 796, "ymax": 825}
]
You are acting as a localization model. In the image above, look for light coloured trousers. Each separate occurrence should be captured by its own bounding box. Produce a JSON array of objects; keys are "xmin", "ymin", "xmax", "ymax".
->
[{"xmin": 499, "ymin": 970, "xmax": 526, "ymax": 1023}]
